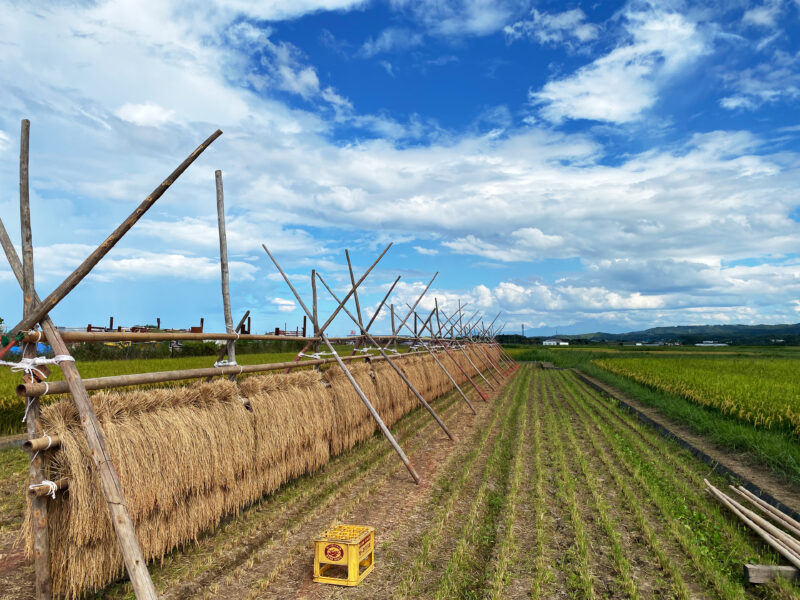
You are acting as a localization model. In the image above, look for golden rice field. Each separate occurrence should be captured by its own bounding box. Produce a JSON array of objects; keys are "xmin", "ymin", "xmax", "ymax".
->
[{"xmin": 594, "ymin": 356, "xmax": 800, "ymax": 433}]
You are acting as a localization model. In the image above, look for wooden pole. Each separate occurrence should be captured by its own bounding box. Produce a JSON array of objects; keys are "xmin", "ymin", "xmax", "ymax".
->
[
  {"xmin": 438, "ymin": 306, "xmax": 495, "ymax": 390},
  {"xmin": 206, "ymin": 310, "xmax": 250, "ymax": 382},
  {"xmin": 732, "ymin": 486, "xmax": 800, "ymax": 539},
  {"xmin": 18, "ymin": 118, "xmax": 52, "ymax": 600},
  {"xmin": 263, "ymin": 243, "xmax": 391, "ymax": 372},
  {"xmin": 214, "ymin": 170, "xmax": 236, "ymax": 381},
  {"xmin": 317, "ymin": 273, "xmax": 455, "ymax": 440},
  {"xmin": 0, "ymin": 220, "xmax": 158, "ymax": 600},
  {"xmin": 380, "ymin": 273, "xmax": 438, "ymax": 353},
  {"xmin": 442, "ymin": 307, "xmax": 495, "ymax": 390},
  {"xmin": 431, "ymin": 307, "xmax": 488, "ymax": 401},
  {"xmin": 345, "ymin": 250, "xmax": 365, "ymax": 356},
  {"xmin": 320, "ymin": 333, "xmax": 421, "ymax": 483},
  {"xmin": 9, "ymin": 129, "xmax": 223, "ymax": 337},
  {"xmin": 261, "ymin": 248, "xmax": 421, "ymax": 484},
  {"xmin": 365, "ymin": 275, "xmax": 400, "ymax": 333},
  {"xmin": 706, "ymin": 480, "xmax": 800, "ymax": 568},
  {"xmin": 19, "ymin": 351, "xmax": 419, "ymax": 397},
  {"xmin": 390, "ymin": 303, "xmax": 397, "ymax": 353},
  {"xmin": 391, "ymin": 306, "xmax": 476, "ymax": 414}
]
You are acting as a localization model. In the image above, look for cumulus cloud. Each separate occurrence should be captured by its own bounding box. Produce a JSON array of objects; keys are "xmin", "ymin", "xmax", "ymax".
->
[
  {"xmin": 360, "ymin": 27, "xmax": 424, "ymax": 57},
  {"xmin": 389, "ymin": 0, "xmax": 526, "ymax": 37},
  {"xmin": 531, "ymin": 8, "xmax": 707, "ymax": 123},
  {"xmin": 504, "ymin": 8, "xmax": 599, "ymax": 47},
  {"xmin": 272, "ymin": 297, "xmax": 297, "ymax": 313},
  {"xmin": 719, "ymin": 49, "xmax": 800, "ymax": 111},
  {"xmin": 115, "ymin": 102, "xmax": 176, "ymax": 127},
  {"xmin": 2, "ymin": 0, "xmax": 800, "ymax": 332}
]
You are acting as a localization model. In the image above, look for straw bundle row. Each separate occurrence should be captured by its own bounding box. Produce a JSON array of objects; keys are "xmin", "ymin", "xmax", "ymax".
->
[{"xmin": 26, "ymin": 350, "xmax": 496, "ymax": 598}]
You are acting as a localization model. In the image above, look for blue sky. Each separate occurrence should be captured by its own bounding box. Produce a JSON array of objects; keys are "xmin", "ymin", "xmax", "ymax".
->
[{"xmin": 0, "ymin": 0, "xmax": 799, "ymax": 336}]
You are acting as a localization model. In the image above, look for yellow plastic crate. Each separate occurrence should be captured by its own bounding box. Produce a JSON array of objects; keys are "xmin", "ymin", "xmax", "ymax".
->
[{"xmin": 313, "ymin": 524, "xmax": 375, "ymax": 586}]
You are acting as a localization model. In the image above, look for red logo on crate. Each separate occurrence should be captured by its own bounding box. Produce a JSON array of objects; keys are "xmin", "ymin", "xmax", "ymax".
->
[
  {"xmin": 359, "ymin": 536, "xmax": 371, "ymax": 553},
  {"xmin": 324, "ymin": 543, "xmax": 344, "ymax": 561}
]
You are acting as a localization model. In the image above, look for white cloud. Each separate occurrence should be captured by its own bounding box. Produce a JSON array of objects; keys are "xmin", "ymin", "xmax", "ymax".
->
[
  {"xmin": 504, "ymin": 8, "xmax": 599, "ymax": 47},
  {"xmin": 414, "ymin": 245, "xmax": 439, "ymax": 255},
  {"xmin": 115, "ymin": 102, "xmax": 176, "ymax": 127},
  {"xmin": 272, "ymin": 297, "xmax": 297, "ymax": 313},
  {"xmin": 389, "ymin": 0, "xmax": 524, "ymax": 36},
  {"xmin": 531, "ymin": 9, "xmax": 707, "ymax": 123},
  {"xmin": 742, "ymin": 1, "xmax": 783, "ymax": 27},
  {"xmin": 360, "ymin": 28, "xmax": 424, "ymax": 57},
  {"xmin": 719, "ymin": 49, "xmax": 800, "ymax": 111}
]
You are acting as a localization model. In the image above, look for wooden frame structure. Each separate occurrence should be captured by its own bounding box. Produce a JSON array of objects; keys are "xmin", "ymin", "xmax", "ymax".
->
[{"xmin": 0, "ymin": 119, "xmax": 514, "ymax": 599}]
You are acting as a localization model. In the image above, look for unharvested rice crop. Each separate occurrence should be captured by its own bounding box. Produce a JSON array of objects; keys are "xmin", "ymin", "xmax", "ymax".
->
[
  {"xmin": 594, "ymin": 356, "xmax": 800, "ymax": 433},
  {"xmin": 25, "ymin": 351, "xmax": 489, "ymax": 598}
]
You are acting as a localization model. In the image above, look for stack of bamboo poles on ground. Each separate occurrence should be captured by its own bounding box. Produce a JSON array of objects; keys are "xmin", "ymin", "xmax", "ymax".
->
[
  {"xmin": 25, "ymin": 351, "xmax": 499, "ymax": 598},
  {"xmin": 705, "ymin": 479, "xmax": 800, "ymax": 581}
]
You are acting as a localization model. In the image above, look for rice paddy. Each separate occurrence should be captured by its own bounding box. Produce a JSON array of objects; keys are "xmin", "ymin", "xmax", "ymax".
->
[
  {"xmin": 593, "ymin": 356, "xmax": 800, "ymax": 433},
  {"xmin": 2, "ymin": 362, "xmax": 798, "ymax": 599}
]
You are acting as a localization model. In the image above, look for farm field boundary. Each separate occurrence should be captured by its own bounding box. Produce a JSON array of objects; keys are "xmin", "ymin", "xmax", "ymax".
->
[{"xmin": 573, "ymin": 369, "xmax": 800, "ymax": 519}]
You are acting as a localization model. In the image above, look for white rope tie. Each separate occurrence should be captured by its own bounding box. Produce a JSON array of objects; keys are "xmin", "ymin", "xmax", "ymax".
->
[
  {"xmin": 27, "ymin": 329, "xmax": 43, "ymax": 343},
  {"xmin": 213, "ymin": 359, "xmax": 238, "ymax": 368},
  {"xmin": 299, "ymin": 350, "xmax": 338, "ymax": 360},
  {"xmin": 0, "ymin": 355, "xmax": 75, "ymax": 381},
  {"xmin": 30, "ymin": 479, "xmax": 58, "ymax": 500}
]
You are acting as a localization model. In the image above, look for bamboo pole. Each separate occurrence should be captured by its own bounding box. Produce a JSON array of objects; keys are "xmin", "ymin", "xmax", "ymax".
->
[
  {"xmin": 206, "ymin": 310, "xmax": 250, "ymax": 382},
  {"xmin": 18, "ymin": 330, "xmax": 398, "ymax": 343},
  {"xmin": 345, "ymin": 250, "xmax": 365, "ymax": 356},
  {"xmin": 0, "ymin": 222, "xmax": 158, "ymax": 599},
  {"xmin": 18, "ymin": 119, "xmax": 52, "ymax": 600},
  {"xmin": 317, "ymin": 273, "xmax": 455, "ymax": 440},
  {"xmin": 214, "ymin": 170, "xmax": 237, "ymax": 381},
  {"xmin": 262, "ymin": 248, "xmax": 421, "ymax": 484},
  {"xmin": 264, "ymin": 243, "xmax": 391, "ymax": 372},
  {"xmin": 431, "ymin": 306, "xmax": 488, "ymax": 402},
  {"xmin": 365, "ymin": 275, "xmax": 401, "ymax": 332},
  {"xmin": 441, "ymin": 306, "xmax": 495, "ymax": 391},
  {"xmin": 17, "ymin": 352, "xmax": 417, "ymax": 397},
  {"xmin": 23, "ymin": 435, "xmax": 61, "ymax": 452},
  {"xmin": 706, "ymin": 480, "xmax": 800, "ymax": 569},
  {"xmin": 380, "ymin": 272, "xmax": 438, "ymax": 353},
  {"xmin": 9, "ymin": 129, "xmax": 223, "ymax": 337},
  {"xmin": 731, "ymin": 486, "xmax": 800, "ymax": 540},
  {"xmin": 29, "ymin": 479, "xmax": 69, "ymax": 498},
  {"xmin": 391, "ymin": 306, "xmax": 476, "ymax": 415}
]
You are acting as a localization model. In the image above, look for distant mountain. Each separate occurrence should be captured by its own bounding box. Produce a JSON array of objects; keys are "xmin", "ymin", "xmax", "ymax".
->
[{"xmin": 564, "ymin": 323, "xmax": 800, "ymax": 343}]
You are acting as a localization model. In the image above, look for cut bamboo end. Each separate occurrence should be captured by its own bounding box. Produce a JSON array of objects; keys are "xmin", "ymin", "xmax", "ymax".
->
[
  {"xmin": 29, "ymin": 478, "xmax": 69, "ymax": 498},
  {"xmin": 23, "ymin": 435, "xmax": 61, "ymax": 452}
]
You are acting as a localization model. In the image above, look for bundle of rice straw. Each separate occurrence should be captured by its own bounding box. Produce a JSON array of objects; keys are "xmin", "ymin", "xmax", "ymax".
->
[{"xmin": 25, "ymin": 352, "xmax": 496, "ymax": 597}]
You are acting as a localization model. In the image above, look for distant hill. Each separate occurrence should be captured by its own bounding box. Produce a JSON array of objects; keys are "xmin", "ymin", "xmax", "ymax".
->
[
  {"xmin": 500, "ymin": 323, "xmax": 800, "ymax": 345},
  {"xmin": 569, "ymin": 323, "xmax": 800, "ymax": 344}
]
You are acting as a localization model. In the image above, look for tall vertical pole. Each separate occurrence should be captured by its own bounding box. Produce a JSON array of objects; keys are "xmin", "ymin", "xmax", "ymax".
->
[
  {"xmin": 311, "ymin": 269, "xmax": 320, "ymax": 369},
  {"xmin": 0, "ymin": 218, "xmax": 158, "ymax": 600},
  {"xmin": 19, "ymin": 119, "xmax": 52, "ymax": 600},
  {"xmin": 215, "ymin": 170, "xmax": 236, "ymax": 380}
]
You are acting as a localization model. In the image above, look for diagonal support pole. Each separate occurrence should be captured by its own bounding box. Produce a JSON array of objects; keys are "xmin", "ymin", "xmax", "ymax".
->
[
  {"xmin": 262, "ymin": 245, "xmax": 421, "ymax": 484},
  {"xmin": 390, "ymin": 306, "xmax": 476, "ymax": 414},
  {"xmin": 316, "ymin": 273, "xmax": 456, "ymax": 440},
  {"xmin": 9, "ymin": 129, "xmax": 223, "ymax": 336}
]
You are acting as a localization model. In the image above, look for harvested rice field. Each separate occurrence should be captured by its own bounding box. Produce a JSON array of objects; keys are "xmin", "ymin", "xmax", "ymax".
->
[{"xmin": 2, "ymin": 364, "xmax": 799, "ymax": 599}]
